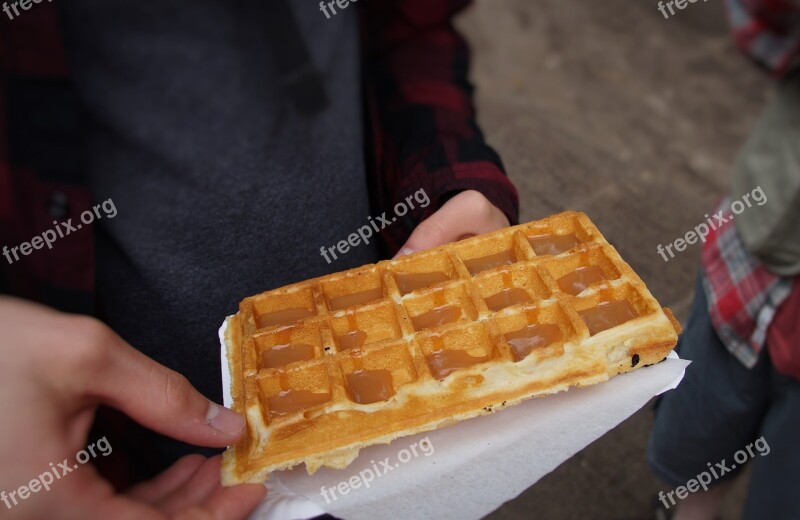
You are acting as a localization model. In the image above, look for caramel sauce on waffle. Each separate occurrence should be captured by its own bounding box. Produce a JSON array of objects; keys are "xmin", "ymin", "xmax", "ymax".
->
[
  {"xmin": 346, "ymin": 369, "xmax": 395, "ymax": 404},
  {"xmin": 557, "ymin": 266, "xmax": 606, "ymax": 296},
  {"xmin": 329, "ymin": 288, "xmax": 382, "ymax": 311},
  {"xmin": 528, "ymin": 233, "xmax": 580, "ymax": 256},
  {"xmin": 394, "ymin": 271, "xmax": 449, "ymax": 294},
  {"xmin": 338, "ymin": 330, "xmax": 366, "ymax": 350},
  {"xmin": 262, "ymin": 343, "xmax": 315, "ymax": 369},
  {"xmin": 484, "ymin": 268, "xmax": 530, "ymax": 311},
  {"xmin": 427, "ymin": 349, "xmax": 491, "ymax": 380},
  {"xmin": 412, "ymin": 306, "xmax": 462, "ymax": 331},
  {"xmin": 278, "ymin": 371, "xmax": 290, "ymax": 391},
  {"xmin": 268, "ymin": 389, "xmax": 331, "ymax": 418},
  {"xmin": 579, "ymin": 300, "xmax": 638, "ymax": 335},
  {"xmin": 463, "ymin": 250, "xmax": 515, "ymax": 275},
  {"xmin": 275, "ymin": 326, "xmax": 291, "ymax": 343},
  {"xmin": 504, "ymin": 324, "xmax": 562, "ymax": 361},
  {"xmin": 337, "ymin": 310, "xmax": 367, "ymax": 350},
  {"xmin": 256, "ymin": 307, "xmax": 313, "ymax": 329},
  {"xmin": 484, "ymin": 288, "xmax": 531, "ymax": 312},
  {"xmin": 411, "ymin": 289, "xmax": 461, "ymax": 330}
]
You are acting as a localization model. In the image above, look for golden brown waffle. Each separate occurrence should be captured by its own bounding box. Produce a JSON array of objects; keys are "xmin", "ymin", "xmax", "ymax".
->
[{"xmin": 221, "ymin": 211, "xmax": 681, "ymax": 485}]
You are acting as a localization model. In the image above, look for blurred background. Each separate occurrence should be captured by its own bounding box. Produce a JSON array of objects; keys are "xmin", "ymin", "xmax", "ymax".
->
[
  {"xmin": 0, "ymin": 1, "xmax": 775, "ymax": 518},
  {"xmin": 456, "ymin": 1, "xmax": 771, "ymax": 518}
]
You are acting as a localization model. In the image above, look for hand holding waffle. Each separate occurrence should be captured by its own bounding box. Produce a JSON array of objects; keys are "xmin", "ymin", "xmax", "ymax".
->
[
  {"xmin": 395, "ymin": 190, "xmax": 511, "ymax": 257},
  {"xmin": 0, "ymin": 297, "xmax": 265, "ymax": 519},
  {"xmin": 222, "ymin": 211, "xmax": 681, "ymax": 484}
]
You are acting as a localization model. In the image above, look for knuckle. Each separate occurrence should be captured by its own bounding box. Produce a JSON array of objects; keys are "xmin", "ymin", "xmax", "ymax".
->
[
  {"xmin": 59, "ymin": 316, "xmax": 111, "ymax": 369},
  {"xmin": 465, "ymin": 190, "xmax": 492, "ymax": 215},
  {"xmin": 419, "ymin": 217, "xmax": 448, "ymax": 244},
  {"xmin": 162, "ymin": 369, "xmax": 193, "ymax": 411},
  {"xmin": 461, "ymin": 190, "xmax": 505, "ymax": 226}
]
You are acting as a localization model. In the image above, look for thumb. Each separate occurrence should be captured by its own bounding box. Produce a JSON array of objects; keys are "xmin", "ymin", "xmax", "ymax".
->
[
  {"xmin": 395, "ymin": 190, "xmax": 510, "ymax": 258},
  {"xmin": 92, "ymin": 333, "xmax": 244, "ymax": 448}
]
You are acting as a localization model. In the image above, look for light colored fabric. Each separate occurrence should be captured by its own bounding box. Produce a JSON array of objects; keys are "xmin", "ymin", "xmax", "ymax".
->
[{"xmin": 731, "ymin": 71, "xmax": 800, "ymax": 276}]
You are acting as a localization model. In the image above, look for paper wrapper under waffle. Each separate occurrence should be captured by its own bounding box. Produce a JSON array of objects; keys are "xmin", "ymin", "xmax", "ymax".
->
[{"xmin": 220, "ymin": 319, "xmax": 689, "ymax": 520}]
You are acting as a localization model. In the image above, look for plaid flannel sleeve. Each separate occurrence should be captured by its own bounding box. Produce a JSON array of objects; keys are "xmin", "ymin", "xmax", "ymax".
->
[
  {"xmin": 0, "ymin": 6, "xmax": 95, "ymax": 313},
  {"xmin": 701, "ymin": 199, "xmax": 794, "ymax": 368},
  {"xmin": 360, "ymin": 0, "xmax": 520, "ymax": 254},
  {"xmin": 725, "ymin": 0, "xmax": 800, "ymax": 75}
]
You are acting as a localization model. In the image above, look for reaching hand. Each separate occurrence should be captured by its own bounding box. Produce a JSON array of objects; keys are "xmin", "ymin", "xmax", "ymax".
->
[{"xmin": 0, "ymin": 297, "xmax": 265, "ymax": 519}]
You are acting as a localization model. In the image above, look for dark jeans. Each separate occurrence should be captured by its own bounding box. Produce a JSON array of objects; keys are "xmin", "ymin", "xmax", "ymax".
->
[{"xmin": 648, "ymin": 275, "xmax": 800, "ymax": 520}]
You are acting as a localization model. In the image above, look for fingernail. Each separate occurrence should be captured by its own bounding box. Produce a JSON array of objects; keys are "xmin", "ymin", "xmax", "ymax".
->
[
  {"xmin": 207, "ymin": 402, "xmax": 245, "ymax": 436},
  {"xmin": 394, "ymin": 247, "xmax": 414, "ymax": 259}
]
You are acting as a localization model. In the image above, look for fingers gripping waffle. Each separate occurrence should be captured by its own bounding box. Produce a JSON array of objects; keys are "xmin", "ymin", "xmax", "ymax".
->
[{"xmin": 221, "ymin": 211, "xmax": 681, "ymax": 485}]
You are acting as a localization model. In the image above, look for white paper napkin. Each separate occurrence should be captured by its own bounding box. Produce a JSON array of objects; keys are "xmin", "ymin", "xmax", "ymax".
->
[{"xmin": 219, "ymin": 320, "xmax": 688, "ymax": 520}]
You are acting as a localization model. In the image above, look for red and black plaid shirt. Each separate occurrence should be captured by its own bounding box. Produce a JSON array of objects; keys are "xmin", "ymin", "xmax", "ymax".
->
[
  {"xmin": 0, "ymin": 2, "xmax": 519, "ymax": 488},
  {"xmin": 0, "ymin": 0, "xmax": 520, "ymax": 316}
]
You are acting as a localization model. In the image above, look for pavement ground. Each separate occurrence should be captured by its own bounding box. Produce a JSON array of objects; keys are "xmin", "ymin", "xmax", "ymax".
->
[{"xmin": 457, "ymin": 1, "xmax": 771, "ymax": 518}]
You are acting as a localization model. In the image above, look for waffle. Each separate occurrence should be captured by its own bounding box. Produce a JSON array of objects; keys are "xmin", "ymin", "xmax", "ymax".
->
[{"xmin": 221, "ymin": 211, "xmax": 681, "ymax": 485}]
